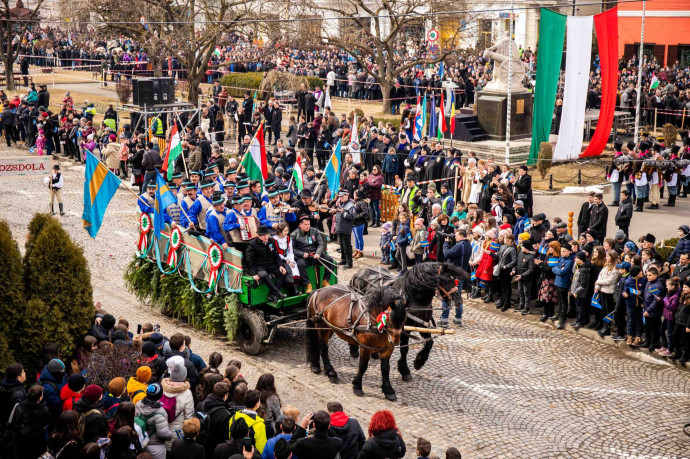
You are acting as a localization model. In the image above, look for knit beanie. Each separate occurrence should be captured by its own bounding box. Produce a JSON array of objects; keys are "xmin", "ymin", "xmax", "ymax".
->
[
  {"xmin": 101, "ymin": 314, "xmax": 116, "ymax": 330},
  {"xmin": 141, "ymin": 341, "xmax": 157, "ymax": 358},
  {"xmin": 146, "ymin": 383, "xmax": 163, "ymax": 401},
  {"xmin": 47, "ymin": 358, "xmax": 65, "ymax": 375},
  {"xmin": 166, "ymin": 355, "xmax": 187, "ymax": 383},
  {"xmin": 82, "ymin": 384, "xmax": 103, "ymax": 403},
  {"xmin": 108, "ymin": 377, "xmax": 126, "ymax": 398},
  {"xmin": 136, "ymin": 366, "xmax": 152, "ymax": 384},
  {"xmin": 67, "ymin": 374, "xmax": 86, "ymax": 392}
]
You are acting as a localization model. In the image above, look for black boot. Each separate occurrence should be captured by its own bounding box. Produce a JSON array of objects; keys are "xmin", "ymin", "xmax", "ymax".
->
[
  {"xmin": 522, "ymin": 306, "xmax": 530, "ymax": 316},
  {"xmin": 598, "ymin": 324, "xmax": 611, "ymax": 337},
  {"xmin": 50, "ymin": 204, "xmax": 55, "ymax": 215},
  {"xmin": 634, "ymin": 198, "xmax": 643, "ymax": 212},
  {"xmin": 470, "ymin": 287, "xmax": 481, "ymax": 299},
  {"xmin": 484, "ymin": 293, "xmax": 494, "ymax": 304},
  {"xmin": 59, "ymin": 203, "xmax": 64, "ymax": 216}
]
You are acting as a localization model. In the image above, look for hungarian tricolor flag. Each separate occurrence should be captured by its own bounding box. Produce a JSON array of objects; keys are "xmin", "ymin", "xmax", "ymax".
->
[
  {"xmin": 242, "ymin": 123, "xmax": 268, "ymax": 187},
  {"xmin": 438, "ymin": 91, "xmax": 447, "ymax": 140},
  {"xmin": 161, "ymin": 123, "xmax": 182, "ymax": 180},
  {"xmin": 650, "ymin": 73, "xmax": 659, "ymax": 90},
  {"xmin": 292, "ymin": 152, "xmax": 304, "ymax": 191}
]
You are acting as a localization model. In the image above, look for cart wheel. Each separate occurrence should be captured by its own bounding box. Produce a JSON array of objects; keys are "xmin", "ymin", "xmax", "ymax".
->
[{"xmin": 237, "ymin": 308, "xmax": 268, "ymax": 355}]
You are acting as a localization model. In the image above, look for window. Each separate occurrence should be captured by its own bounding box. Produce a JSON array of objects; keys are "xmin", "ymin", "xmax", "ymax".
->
[{"xmin": 679, "ymin": 45, "xmax": 690, "ymax": 68}]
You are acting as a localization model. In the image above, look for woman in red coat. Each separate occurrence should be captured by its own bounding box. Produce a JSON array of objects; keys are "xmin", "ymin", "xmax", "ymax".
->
[
  {"xmin": 368, "ymin": 165, "xmax": 385, "ymax": 227},
  {"xmin": 476, "ymin": 229, "xmax": 499, "ymax": 303}
]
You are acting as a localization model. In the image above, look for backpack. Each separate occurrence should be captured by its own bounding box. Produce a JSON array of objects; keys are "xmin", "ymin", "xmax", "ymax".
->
[
  {"xmin": 194, "ymin": 405, "xmax": 227, "ymax": 446},
  {"xmin": 77, "ymin": 409, "xmax": 102, "ymax": 438},
  {"xmin": 134, "ymin": 411, "xmax": 165, "ymax": 433},
  {"xmin": 159, "ymin": 394, "xmax": 177, "ymax": 422}
]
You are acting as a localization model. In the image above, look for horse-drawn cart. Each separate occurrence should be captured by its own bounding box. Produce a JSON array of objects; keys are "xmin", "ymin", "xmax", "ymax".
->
[{"xmin": 134, "ymin": 214, "xmax": 336, "ymax": 355}]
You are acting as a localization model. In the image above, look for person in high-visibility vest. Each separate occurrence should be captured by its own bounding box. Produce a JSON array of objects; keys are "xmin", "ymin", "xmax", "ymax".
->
[
  {"xmin": 150, "ymin": 115, "xmax": 164, "ymax": 138},
  {"xmin": 440, "ymin": 183, "xmax": 455, "ymax": 216}
]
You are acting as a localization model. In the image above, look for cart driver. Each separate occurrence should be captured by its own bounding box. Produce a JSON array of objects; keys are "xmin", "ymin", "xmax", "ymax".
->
[
  {"xmin": 290, "ymin": 214, "xmax": 334, "ymax": 293},
  {"xmin": 245, "ymin": 226, "xmax": 290, "ymax": 303}
]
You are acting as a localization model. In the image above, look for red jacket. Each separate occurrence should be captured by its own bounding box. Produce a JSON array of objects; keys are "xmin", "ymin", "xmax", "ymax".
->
[{"xmin": 60, "ymin": 385, "xmax": 82, "ymax": 411}]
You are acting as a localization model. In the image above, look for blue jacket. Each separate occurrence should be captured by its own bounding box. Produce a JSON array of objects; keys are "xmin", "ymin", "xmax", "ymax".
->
[
  {"xmin": 513, "ymin": 215, "xmax": 529, "ymax": 240},
  {"xmin": 205, "ymin": 208, "xmax": 230, "ymax": 244},
  {"xmin": 624, "ymin": 276, "xmax": 646, "ymax": 308},
  {"xmin": 262, "ymin": 433, "xmax": 297, "ymax": 459},
  {"xmin": 396, "ymin": 224, "xmax": 411, "ymax": 247},
  {"xmin": 382, "ymin": 153, "xmax": 399, "ymax": 173},
  {"xmin": 643, "ymin": 278, "xmax": 666, "ymax": 317},
  {"xmin": 443, "ymin": 239, "xmax": 471, "ymax": 271},
  {"xmin": 551, "ymin": 255, "xmax": 575, "ymax": 289},
  {"xmin": 38, "ymin": 367, "xmax": 67, "ymax": 420},
  {"xmin": 667, "ymin": 234, "xmax": 690, "ymax": 264}
]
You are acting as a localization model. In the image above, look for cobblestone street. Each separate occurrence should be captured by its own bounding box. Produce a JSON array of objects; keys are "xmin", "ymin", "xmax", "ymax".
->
[{"xmin": 1, "ymin": 152, "xmax": 690, "ymax": 458}]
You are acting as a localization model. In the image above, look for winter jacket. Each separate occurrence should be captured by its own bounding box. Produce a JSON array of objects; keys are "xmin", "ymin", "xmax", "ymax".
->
[
  {"xmin": 10, "ymin": 400, "xmax": 51, "ymax": 458},
  {"xmin": 614, "ymin": 273, "xmax": 629, "ymax": 310},
  {"xmin": 198, "ymin": 394, "xmax": 231, "ymax": 456},
  {"xmin": 587, "ymin": 202, "xmax": 609, "ymax": 239},
  {"xmin": 170, "ymin": 437, "xmax": 205, "ymax": 459},
  {"xmin": 396, "ymin": 223, "xmax": 411, "ymax": 248},
  {"xmin": 367, "ymin": 173, "xmax": 384, "ymax": 201},
  {"xmin": 292, "ymin": 429, "xmax": 343, "ymax": 459},
  {"xmin": 595, "ymin": 266, "xmax": 621, "ymax": 295},
  {"xmin": 160, "ymin": 378, "xmax": 194, "ymax": 443},
  {"xmin": 103, "ymin": 142, "xmax": 121, "ymax": 170},
  {"xmin": 615, "ymin": 197, "xmax": 633, "ymax": 228},
  {"xmin": 101, "ymin": 393, "xmax": 125, "ymax": 419},
  {"xmin": 672, "ymin": 263, "xmax": 690, "ymax": 282},
  {"xmin": 663, "ymin": 288, "xmax": 681, "ymax": 321},
  {"xmin": 624, "ymin": 276, "xmax": 646, "ymax": 308},
  {"xmin": 356, "ymin": 429, "xmax": 406, "ymax": 459},
  {"xmin": 0, "ymin": 378, "xmax": 26, "ymax": 426},
  {"xmin": 675, "ymin": 296, "xmax": 690, "ymax": 328},
  {"xmin": 643, "ymin": 278, "xmax": 666, "ymax": 317},
  {"xmin": 515, "ymin": 250, "xmax": 535, "ymax": 280},
  {"xmin": 410, "ymin": 228, "xmax": 428, "ymax": 255},
  {"xmin": 135, "ymin": 399, "xmax": 173, "ymax": 447},
  {"xmin": 74, "ymin": 397, "xmax": 109, "ymax": 443},
  {"xmin": 60, "ymin": 384, "xmax": 82, "ymax": 412},
  {"xmin": 382, "ymin": 153, "xmax": 399, "ymax": 174},
  {"xmin": 497, "ymin": 244, "xmax": 517, "ymax": 271},
  {"xmin": 570, "ymin": 262, "xmax": 590, "ymax": 298},
  {"xmin": 38, "ymin": 367, "xmax": 67, "ymax": 420},
  {"xmin": 329, "ymin": 411, "xmax": 365, "ymax": 459},
  {"xmin": 443, "ymin": 239, "xmax": 471, "ymax": 272},
  {"xmin": 189, "ymin": 146, "xmax": 202, "ymax": 172},
  {"xmin": 668, "ymin": 234, "xmax": 690, "ymax": 264},
  {"xmin": 335, "ymin": 200, "xmax": 356, "ymax": 234},
  {"xmin": 127, "ymin": 377, "xmax": 149, "ymax": 405},
  {"xmin": 229, "ymin": 409, "xmax": 267, "ymax": 453},
  {"xmin": 551, "ymin": 255, "xmax": 575, "ymax": 289},
  {"xmin": 353, "ymin": 198, "xmax": 369, "ymax": 226}
]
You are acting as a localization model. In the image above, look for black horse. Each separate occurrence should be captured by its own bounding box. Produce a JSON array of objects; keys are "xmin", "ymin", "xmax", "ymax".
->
[{"xmin": 350, "ymin": 262, "xmax": 469, "ymax": 381}]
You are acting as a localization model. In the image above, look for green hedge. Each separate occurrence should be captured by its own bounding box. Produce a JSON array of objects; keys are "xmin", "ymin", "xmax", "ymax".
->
[
  {"xmin": 219, "ymin": 73, "xmax": 325, "ymax": 99},
  {"xmin": 656, "ymin": 237, "xmax": 678, "ymax": 262}
]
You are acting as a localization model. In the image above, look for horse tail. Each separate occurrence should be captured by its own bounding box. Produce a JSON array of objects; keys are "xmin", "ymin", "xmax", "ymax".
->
[{"xmin": 305, "ymin": 294, "xmax": 320, "ymax": 365}]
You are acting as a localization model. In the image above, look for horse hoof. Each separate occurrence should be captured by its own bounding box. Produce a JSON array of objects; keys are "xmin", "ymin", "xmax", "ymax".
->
[
  {"xmin": 328, "ymin": 374, "xmax": 339, "ymax": 384},
  {"xmin": 384, "ymin": 393, "xmax": 397, "ymax": 402},
  {"xmin": 311, "ymin": 367, "xmax": 321, "ymax": 375},
  {"xmin": 353, "ymin": 388, "xmax": 364, "ymax": 397},
  {"xmin": 413, "ymin": 357, "xmax": 426, "ymax": 371},
  {"xmin": 401, "ymin": 373, "xmax": 412, "ymax": 382}
]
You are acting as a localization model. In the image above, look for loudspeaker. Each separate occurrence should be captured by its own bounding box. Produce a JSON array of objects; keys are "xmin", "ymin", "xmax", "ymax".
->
[
  {"xmin": 159, "ymin": 77, "xmax": 175, "ymax": 104},
  {"xmin": 133, "ymin": 79, "xmax": 155, "ymax": 107}
]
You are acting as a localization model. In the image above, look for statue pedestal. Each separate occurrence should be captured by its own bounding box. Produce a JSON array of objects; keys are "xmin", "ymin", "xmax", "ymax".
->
[{"xmin": 476, "ymin": 90, "xmax": 533, "ymax": 141}]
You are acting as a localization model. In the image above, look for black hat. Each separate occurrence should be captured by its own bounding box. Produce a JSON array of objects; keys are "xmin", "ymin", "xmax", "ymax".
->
[
  {"xmin": 671, "ymin": 145, "xmax": 680, "ymax": 154},
  {"xmin": 185, "ymin": 183, "xmax": 197, "ymax": 191},
  {"xmin": 630, "ymin": 265, "xmax": 642, "ymax": 277},
  {"xmin": 267, "ymin": 188, "xmax": 280, "ymax": 197},
  {"xmin": 236, "ymin": 182, "xmax": 249, "ymax": 189},
  {"xmin": 190, "ymin": 170, "xmax": 201, "ymax": 176},
  {"xmin": 257, "ymin": 226, "xmax": 270, "ymax": 235},
  {"xmin": 301, "ymin": 189, "xmax": 313, "ymax": 198},
  {"xmin": 146, "ymin": 182, "xmax": 157, "ymax": 189},
  {"xmin": 653, "ymin": 144, "xmax": 662, "ymax": 152},
  {"xmin": 227, "ymin": 169, "xmax": 237, "ymax": 175},
  {"xmin": 101, "ymin": 314, "xmax": 116, "ymax": 330},
  {"xmin": 613, "ymin": 140, "xmax": 623, "ymax": 151},
  {"xmin": 626, "ymin": 141, "xmax": 635, "ymax": 151},
  {"xmin": 533, "ymin": 213, "xmax": 546, "ymax": 222},
  {"xmin": 521, "ymin": 240, "xmax": 534, "ymax": 251},
  {"xmin": 53, "ymin": 164, "xmax": 60, "ymax": 170},
  {"xmin": 212, "ymin": 192, "xmax": 225, "ymax": 205},
  {"xmin": 225, "ymin": 181, "xmax": 236, "ymax": 188},
  {"xmin": 576, "ymin": 251, "xmax": 588, "ymax": 261},
  {"xmin": 406, "ymin": 174, "xmax": 416, "ymax": 182},
  {"xmin": 68, "ymin": 373, "xmax": 86, "ymax": 392},
  {"xmin": 274, "ymin": 438, "xmax": 292, "ymax": 459},
  {"xmin": 644, "ymin": 233, "xmax": 656, "ymax": 244},
  {"xmin": 200, "ymin": 180, "xmax": 215, "ymax": 189},
  {"xmin": 171, "ymin": 172, "xmax": 183, "ymax": 179},
  {"xmin": 264, "ymin": 177, "xmax": 276, "ymax": 188},
  {"xmin": 278, "ymin": 186, "xmax": 290, "ymax": 194},
  {"xmin": 639, "ymin": 141, "xmax": 651, "ymax": 151},
  {"xmin": 142, "ymin": 341, "xmax": 157, "ymax": 357},
  {"xmin": 338, "ymin": 190, "xmax": 349, "ymax": 196}
]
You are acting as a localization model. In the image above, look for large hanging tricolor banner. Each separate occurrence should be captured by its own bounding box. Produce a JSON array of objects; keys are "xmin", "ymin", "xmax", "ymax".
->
[{"xmin": 530, "ymin": 7, "xmax": 619, "ymax": 163}]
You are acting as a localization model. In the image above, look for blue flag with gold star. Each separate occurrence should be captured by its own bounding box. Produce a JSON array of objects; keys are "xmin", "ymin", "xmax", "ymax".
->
[
  {"xmin": 154, "ymin": 172, "xmax": 177, "ymax": 238},
  {"xmin": 82, "ymin": 151, "xmax": 121, "ymax": 238}
]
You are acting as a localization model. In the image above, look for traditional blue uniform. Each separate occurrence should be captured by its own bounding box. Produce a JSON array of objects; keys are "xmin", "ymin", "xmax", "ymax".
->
[
  {"xmin": 206, "ymin": 208, "xmax": 230, "ymax": 244},
  {"xmin": 138, "ymin": 193, "xmax": 172, "ymax": 223},
  {"xmin": 188, "ymin": 194, "xmax": 214, "ymax": 229},
  {"xmin": 223, "ymin": 209, "xmax": 243, "ymax": 232}
]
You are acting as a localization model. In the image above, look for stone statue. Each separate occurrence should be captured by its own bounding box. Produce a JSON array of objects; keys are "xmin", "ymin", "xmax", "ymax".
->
[{"xmin": 482, "ymin": 33, "xmax": 529, "ymax": 93}]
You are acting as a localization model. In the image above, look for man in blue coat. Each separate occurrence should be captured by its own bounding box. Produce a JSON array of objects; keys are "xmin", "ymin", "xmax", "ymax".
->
[
  {"xmin": 442, "ymin": 229, "xmax": 471, "ymax": 326},
  {"xmin": 551, "ymin": 245, "xmax": 575, "ymax": 329},
  {"xmin": 37, "ymin": 359, "xmax": 67, "ymax": 422}
]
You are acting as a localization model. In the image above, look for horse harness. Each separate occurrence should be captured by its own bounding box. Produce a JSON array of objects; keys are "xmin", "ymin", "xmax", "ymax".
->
[{"xmin": 310, "ymin": 286, "xmax": 398, "ymax": 351}]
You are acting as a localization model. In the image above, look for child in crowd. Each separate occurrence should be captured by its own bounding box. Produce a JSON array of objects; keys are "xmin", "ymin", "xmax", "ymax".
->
[
  {"xmin": 551, "ymin": 245, "xmax": 575, "ymax": 330},
  {"xmin": 451, "ymin": 202, "xmax": 467, "ymax": 221},
  {"xmin": 35, "ymin": 129, "xmax": 46, "ymax": 156},
  {"xmin": 410, "ymin": 218, "xmax": 428, "ymax": 264},
  {"xmin": 642, "ymin": 267, "xmax": 666, "ymax": 352},
  {"xmin": 394, "ymin": 212, "xmax": 411, "ymax": 274},
  {"xmin": 658, "ymin": 277, "xmax": 681, "ymax": 356},
  {"xmin": 379, "ymin": 222, "xmax": 393, "ymax": 264},
  {"xmin": 623, "ymin": 266, "xmax": 646, "ymax": 346}
]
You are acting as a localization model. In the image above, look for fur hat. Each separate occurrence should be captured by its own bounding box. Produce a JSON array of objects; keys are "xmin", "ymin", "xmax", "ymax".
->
[
  {"xmin": 166, "ymin": 355, "xmax": 187, "ymax": 382},
  {"xmin": 485, "ymin": 229, "xmax": 497, "ymax": 239}
]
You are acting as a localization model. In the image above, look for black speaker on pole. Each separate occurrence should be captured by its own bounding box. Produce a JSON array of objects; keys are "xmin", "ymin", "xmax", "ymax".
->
[
  {"xmin": 133, "ymin": 79, "xmax": 155, "ymax": 107},
  {"xmin": 159, "ymin": 77, "xmax": 175, "ymax": 104}
]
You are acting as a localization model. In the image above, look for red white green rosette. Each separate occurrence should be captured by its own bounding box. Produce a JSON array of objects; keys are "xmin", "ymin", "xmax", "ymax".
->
[
  {"xmin": 207, "ymin": 243, "xmax": 223, "ymax": 288},
  {"xmin": 138, "ymin": 213, "xmax": 152, "ymax": 252},
  {"xmin": 166, "ymin": 227, "xmax": 182, "ymax": 266}
]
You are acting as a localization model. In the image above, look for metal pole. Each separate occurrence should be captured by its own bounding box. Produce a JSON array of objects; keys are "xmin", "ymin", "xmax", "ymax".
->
[
  {"xmin": 633, "ymin": 0, "xmax": 646, "ymax": 143},
  {"xmin": 505, "ymin": 0, "xmax": 514, "ymax": 166}
]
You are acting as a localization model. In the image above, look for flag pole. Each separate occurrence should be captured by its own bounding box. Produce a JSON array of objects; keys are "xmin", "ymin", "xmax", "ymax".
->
[
  {"xmin": 505, "ymin": 0, "xmax": 514, "ymax": 166},
  {"xmin": 633, "ymin": 0, "xmax": 646, "ymax": 144}
]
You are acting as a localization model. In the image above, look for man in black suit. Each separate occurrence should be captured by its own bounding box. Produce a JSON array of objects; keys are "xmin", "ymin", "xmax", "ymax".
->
[
  {"xmin": 577, "ymin": 191, "xmax": 596, "ymax": 237},
  {"xmin": 270, "ymin": 101, "xmax": 282, "ymax": 145},
  {"xmin": 304, "ymin": 91, "xmax": 316, "ymax": 123}
]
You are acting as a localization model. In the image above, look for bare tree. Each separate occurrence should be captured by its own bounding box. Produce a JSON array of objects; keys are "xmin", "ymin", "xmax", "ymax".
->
[
  {"xmin": 0, "ymin": 0, "xmax": 44, "ymax": 90},
  {"xmin": 305, "ymin": 0, "xmax": 467, "ymax": 113}
]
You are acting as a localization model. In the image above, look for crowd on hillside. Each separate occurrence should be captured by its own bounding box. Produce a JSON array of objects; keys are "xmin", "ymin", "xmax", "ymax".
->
[{"xmin": 0, "ymin": 315, "xmax": 464, "ymax": 459}]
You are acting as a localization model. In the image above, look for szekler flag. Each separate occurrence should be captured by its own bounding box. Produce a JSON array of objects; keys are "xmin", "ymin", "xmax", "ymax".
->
[
  {"xmin": 429, "ymin": 93, "xmax": 437, "ymax": 142},
  {"xmin": 153, "ymin": 172, "xmax": 178, "ymax": 239},
  {"xmin": 325, "ymin": 139, "xmax": 342, "ymax": 197},
  {"xmin": 161, "ymin": 123, "xmax": 182, "ymax": 180},
  {"xmin": 450, "ymin": 91, "xmax": 456, "ymax": 136},
  {"xmin": 242, "ymin": 123, "xmax": 268, "ymax": 188},
  {"xmin": 292, "ymin": 152, "xmax": 304, "ymax": 192},
  {"xmin": 413, "ymin": 94, "xmax": 427, "ymax": 140},
  {"xmin": 349, "ymin": 112, "xmax": 361, "ymax": 164},
  {"xmin": 82, "ymin": 151, "xmax": 121, "ymax": 238}
]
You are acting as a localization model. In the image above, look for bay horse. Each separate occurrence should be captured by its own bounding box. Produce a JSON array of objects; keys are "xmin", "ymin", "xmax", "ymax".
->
[
  {"xmin": 306, "ymin": 284, "xmax": 405, "ymax": 401},
  {"xmin": 350, "ymin": 262, "xmax": 469, "ymax": 381}
]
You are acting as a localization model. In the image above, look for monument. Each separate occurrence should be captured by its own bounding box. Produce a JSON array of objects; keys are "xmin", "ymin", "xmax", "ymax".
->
[{"xmin": 476, "ymin": 34, "xmax": 533, "ymax": 141}]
